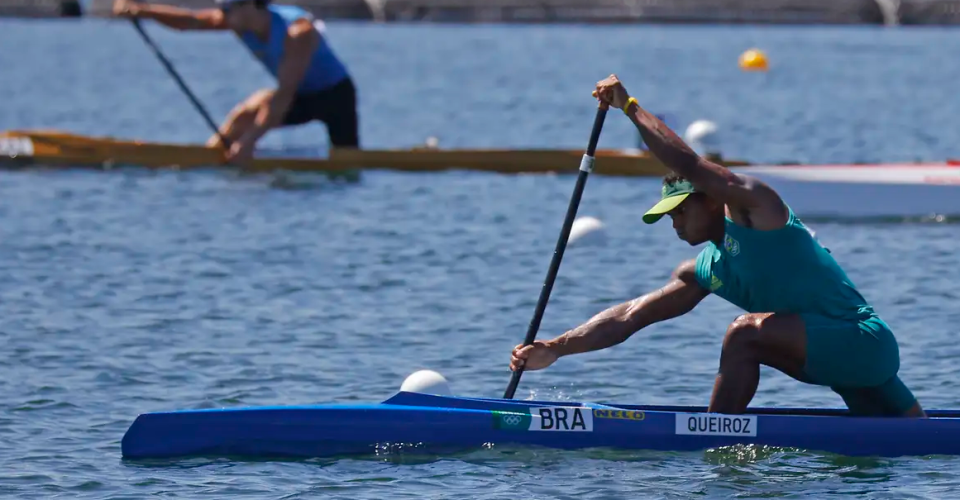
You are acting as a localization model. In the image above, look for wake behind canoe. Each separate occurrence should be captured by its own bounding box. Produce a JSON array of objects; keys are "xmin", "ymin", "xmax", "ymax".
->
[{"xmin": 120, "ymin": 391, "xmax": 960, "ymax": 460}]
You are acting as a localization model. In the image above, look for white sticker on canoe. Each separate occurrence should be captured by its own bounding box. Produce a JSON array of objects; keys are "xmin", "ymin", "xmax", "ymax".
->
[
  {"xmin": 494, "ymin": 406, "xmax": 593, "ymax": 432},
  {"xmin": 533, "ymin": 406, "xmax": 593, "ymax": 431},
  {"xmin": 675, "ymin": 413, "xmax": 756, "ymax": 437},
  {"xmin": 0, "ymin": 137, "xmax": 34, "ymax": 157}
]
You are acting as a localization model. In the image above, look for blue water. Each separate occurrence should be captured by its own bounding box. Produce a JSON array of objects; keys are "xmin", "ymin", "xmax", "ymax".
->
[{"xmin": 2, "ymin": 18, "xmax": 960, "ymax": 498}]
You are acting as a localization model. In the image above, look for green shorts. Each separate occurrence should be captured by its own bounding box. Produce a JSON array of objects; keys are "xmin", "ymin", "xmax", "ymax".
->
[{"xmin": 800, "ymin": 313, "xmax": 917, "ymax": 416}]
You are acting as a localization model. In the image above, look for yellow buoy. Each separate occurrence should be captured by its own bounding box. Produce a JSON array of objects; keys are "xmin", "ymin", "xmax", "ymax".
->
[{"xmin": 738, "ymin": 48, "xmax": 768, "ymax": 71}]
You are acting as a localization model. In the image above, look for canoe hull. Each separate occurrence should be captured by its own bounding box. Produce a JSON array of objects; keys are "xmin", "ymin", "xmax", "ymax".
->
[
  {"xmin": 733, "ymin": 164, "xmax": 960, "ymax": 218},
  {"xmin": 7, "ymin": 129, "xmax": 960, "ymax": 217},
  {"xmin": 120, "ymin": 392, "xmax": 960, "ymax": 459},
  {"xmin": 0, "ymin": 129, "xmax": 749, "ymax": 177}
]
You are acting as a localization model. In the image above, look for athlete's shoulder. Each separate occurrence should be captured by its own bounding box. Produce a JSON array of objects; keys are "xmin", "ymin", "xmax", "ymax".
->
[
  {"xmin": 781, "ymin": 205, "xmax": 833, "ymax": 250},
  {"xmin": 270, "ymin": 4, "xmax": 315, "ymax": 23},
  {"xmin": 279, "ymin": 6, "xmax": 321, "ymax": 41}
]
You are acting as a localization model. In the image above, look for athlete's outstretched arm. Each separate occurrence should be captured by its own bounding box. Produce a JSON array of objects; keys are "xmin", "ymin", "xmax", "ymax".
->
[
  {"xmin": 627, "ymin": 106, "xmax": 774, "ymax": 205},
  {"xmin": 113, "ymin": 0, "xmax": 227, "ymax": 30},
  {"xmin": 593, "ymin": 75, "xmax": 786, "ymax": 227},
  {"xmin": 240, "ymin": 19, "xmax": 319, "ymax": 145},
  {"xmin": 546, "ymin": 259, "xmax": 708, "ymax": 357}
]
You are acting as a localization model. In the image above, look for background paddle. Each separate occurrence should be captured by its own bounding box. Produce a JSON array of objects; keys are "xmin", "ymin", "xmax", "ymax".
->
[
  {"xmin": 503, "ymin": 103, "xmax": 608, "ymax": 399},
  {"xmin": 130, "ymin": 18, "xmax": 231, "ymax": 148}
]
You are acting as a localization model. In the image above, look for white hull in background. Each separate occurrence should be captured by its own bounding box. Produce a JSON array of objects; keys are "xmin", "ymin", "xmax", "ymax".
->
[{"xmin": 730, "ymin": 163, "xmax": 960, "ymax": 219}]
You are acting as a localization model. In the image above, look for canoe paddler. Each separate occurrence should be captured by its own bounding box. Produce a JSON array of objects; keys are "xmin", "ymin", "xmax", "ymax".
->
[
  {"xmin": 509, "ymin": 74, "xmax": 926, "ymax": 418},
  {"xmin": 112, "ymin": 0, "xmax": 359, "ymax": 164}
]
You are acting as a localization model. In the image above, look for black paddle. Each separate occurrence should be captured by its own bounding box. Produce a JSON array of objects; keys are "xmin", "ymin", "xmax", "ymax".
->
[
  {"xmin": 503, "ymin": 103, "xmax": 608, "ymax": 399},
  {"xmin": 130, "ymin": 18, "xmax": 232, "ymax": 148}
]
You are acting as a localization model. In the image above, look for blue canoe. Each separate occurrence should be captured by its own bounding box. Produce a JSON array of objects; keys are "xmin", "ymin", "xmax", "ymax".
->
[{"xmin": 121, "ymin": 391, "xmax": 960, "ymax": 459}]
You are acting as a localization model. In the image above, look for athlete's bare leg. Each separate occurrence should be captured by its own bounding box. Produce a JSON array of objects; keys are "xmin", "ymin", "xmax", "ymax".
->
[{"xmin": 708, "ymin": 313, "xmax": 807, "ymax": 414}]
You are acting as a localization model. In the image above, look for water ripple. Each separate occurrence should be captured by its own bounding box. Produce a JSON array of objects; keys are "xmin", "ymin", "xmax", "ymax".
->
[{"xmin": 2, "ymin": 19, "xmax": 960, "ymax": 500}]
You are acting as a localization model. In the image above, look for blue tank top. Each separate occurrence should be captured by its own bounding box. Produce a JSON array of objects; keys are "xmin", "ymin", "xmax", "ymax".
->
[
  {"xmin": 238, "ymin": 5, "xmax": 349, "ymax": 93},
  {"xmin": 694, "ymin": 205, "xmax": 874, "ymax": 321}
]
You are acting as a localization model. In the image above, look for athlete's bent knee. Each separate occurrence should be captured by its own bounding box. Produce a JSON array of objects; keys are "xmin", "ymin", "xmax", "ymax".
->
[{"xmin": 722, "ymin": 314, "xmax": 763, "ymax": 356}]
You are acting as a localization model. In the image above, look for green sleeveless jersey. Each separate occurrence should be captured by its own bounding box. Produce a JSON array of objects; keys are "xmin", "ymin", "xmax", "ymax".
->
[{"xmin": 694, "ymin": 206, "xmax": 874, "ymax": 320}]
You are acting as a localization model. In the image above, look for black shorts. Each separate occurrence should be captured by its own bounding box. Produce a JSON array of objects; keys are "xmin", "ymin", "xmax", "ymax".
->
[{"xmin": 281, "ymin": 77, "xmax": 359, "ymax": 148}]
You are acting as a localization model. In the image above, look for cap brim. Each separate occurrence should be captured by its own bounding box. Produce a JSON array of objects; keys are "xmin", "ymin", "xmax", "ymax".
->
[{"xmin": 642, "ymin": 193, "xmax": 690, "ymax": 224}]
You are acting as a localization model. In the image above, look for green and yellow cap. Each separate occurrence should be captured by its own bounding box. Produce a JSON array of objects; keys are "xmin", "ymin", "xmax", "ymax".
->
[{"xmin": 642, "ymin": 178, "xmax": 696, "ymax": 224}]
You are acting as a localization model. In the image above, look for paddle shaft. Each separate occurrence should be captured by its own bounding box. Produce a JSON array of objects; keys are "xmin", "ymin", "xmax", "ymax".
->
[
  {"xmin": 130, "ymin": 18, "xmax": 231, "ymax": 148},
  {"xmin": 503, "ymin": 105, "xmax": 608, "ymax": 400}
]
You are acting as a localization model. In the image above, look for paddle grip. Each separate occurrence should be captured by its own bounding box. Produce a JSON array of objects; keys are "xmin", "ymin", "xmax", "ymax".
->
[{"xmin": 503, "ymin": 105, "xmax": 607, "ymax": 399}]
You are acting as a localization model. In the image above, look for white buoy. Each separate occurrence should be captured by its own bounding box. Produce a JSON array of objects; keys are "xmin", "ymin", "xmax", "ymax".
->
[
  {"xmin": 400, "ymin": 369, "xmax": 452, "ymax": 395},
  {"xmin": 683, "ymin": 120, "xmax": 721, "ymax": 157},
  {"xmin": 567, "ymin": 216, "xmax": 606, "ymax": 246}
]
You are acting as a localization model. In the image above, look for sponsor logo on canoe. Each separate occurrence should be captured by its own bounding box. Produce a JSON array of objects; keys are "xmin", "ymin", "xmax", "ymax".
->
[
  {"xmin": 493, "ymin": 406, "xmax": 593, "ymax": 432},
  {"xmin": 675, "ymin": 413, "xmax": 757, "ymax": 437},
  {"xmin": 0, "ymin": 137, "xmax": 34, "ymax": 158},
  {"xmin": 493, "ymin": 410, "xmax": 532, "ymax": 430},
  {"xmin": 593, "ymin": 409, "xmax": 645, "ymax": 421}
]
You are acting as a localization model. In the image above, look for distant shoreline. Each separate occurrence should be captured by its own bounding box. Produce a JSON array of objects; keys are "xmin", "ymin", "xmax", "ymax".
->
[{"xmin": 3, "ymin": 0, "xmax": 960, "ymax": 26}]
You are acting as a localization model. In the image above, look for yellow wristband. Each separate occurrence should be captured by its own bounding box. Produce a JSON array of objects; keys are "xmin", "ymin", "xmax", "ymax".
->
[{"xmin": 622, "ymin": 97, "xmax": 638, "ymax": 114}]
